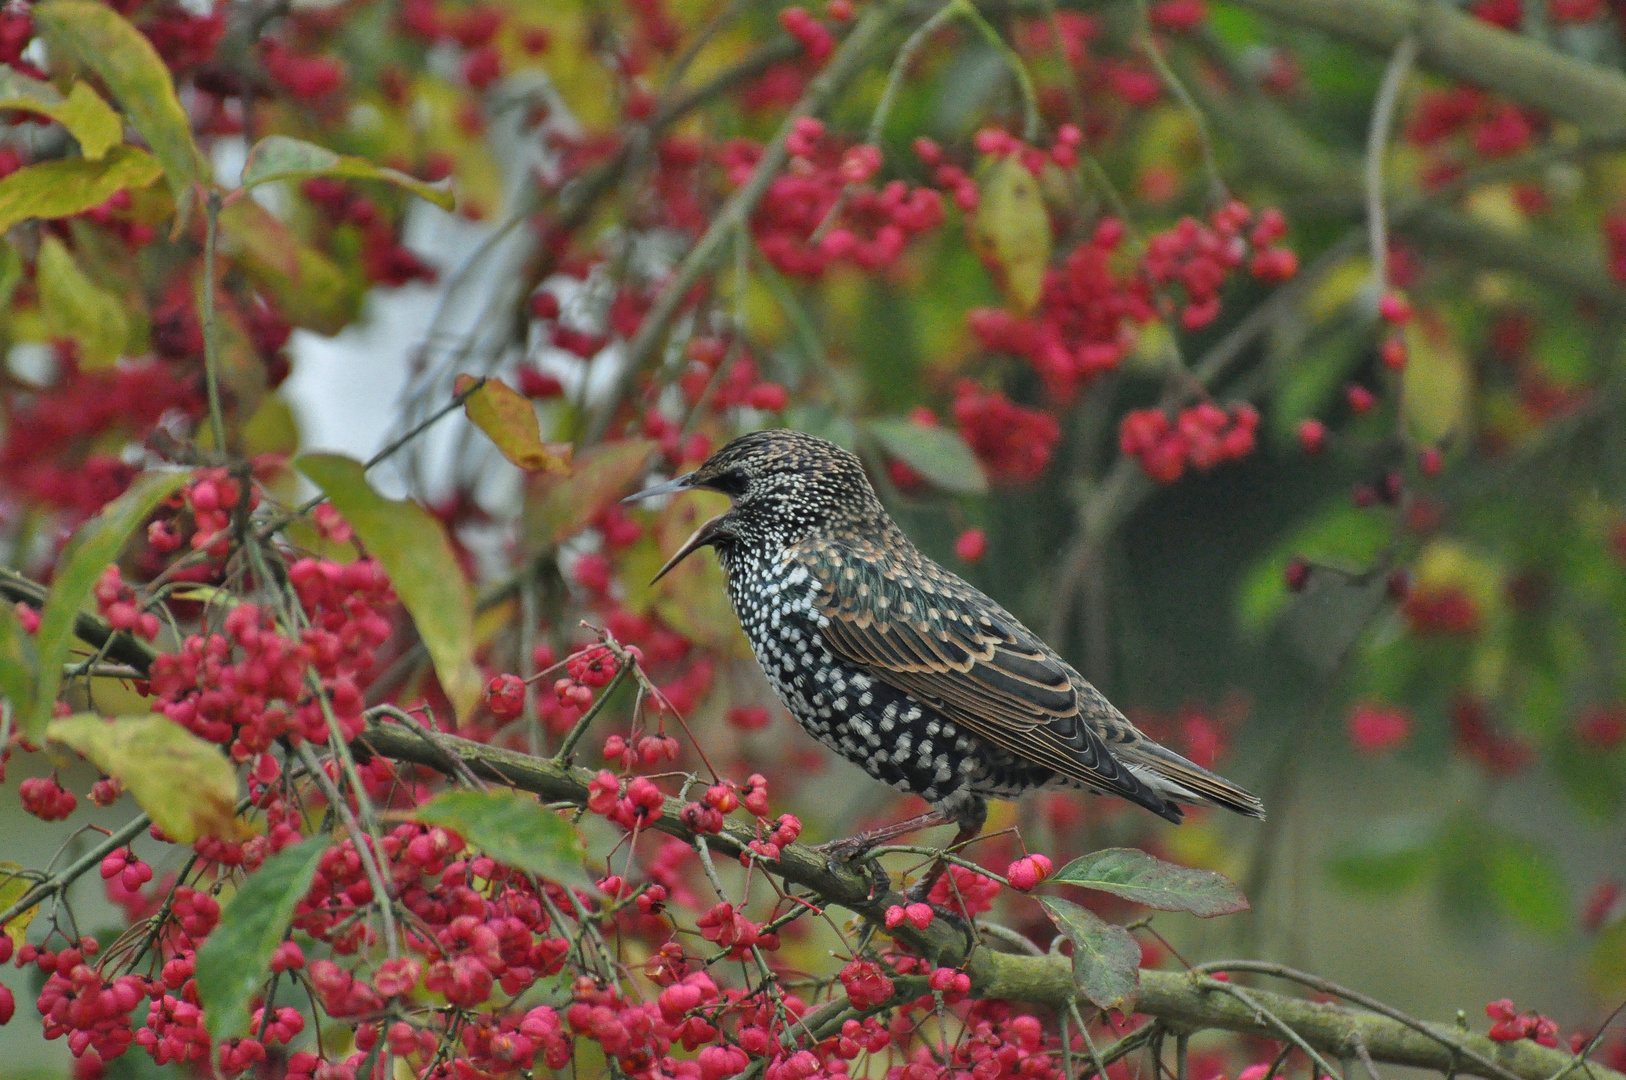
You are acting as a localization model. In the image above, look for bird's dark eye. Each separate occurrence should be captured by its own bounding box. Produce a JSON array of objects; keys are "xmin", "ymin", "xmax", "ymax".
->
[{"xmin": 709, "ymin": 469, "xmax": 748, "ymax": 496}]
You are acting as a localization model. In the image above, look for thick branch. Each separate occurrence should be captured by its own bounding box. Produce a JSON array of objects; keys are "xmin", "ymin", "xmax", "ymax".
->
[
  {"xmin": 356, "ymin": 719, "xmax": 1621, "ymax": 1080},
  {"xmin": 0, "ymin": 567, "xmax": 160, "ymax": 674},
  {"xmin": 1231, "ymin": 0, "xmax": 1626, "ymax": 133}
]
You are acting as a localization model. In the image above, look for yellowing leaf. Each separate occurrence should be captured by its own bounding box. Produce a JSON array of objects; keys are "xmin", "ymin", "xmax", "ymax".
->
[
  {"xmin": 456, "ymin": 375, "xmax": 571, "ymax": 473},
  {"xmin": 524, "ymin": 439, "xmax": 656, "ymax": 548},
  {"xmin": 28, "ymin": 470, "xmax": 188, "ymax": 739},
  {"xmin": 1302, "ymin": 257, "xmax": 1371, "ymax": 323},
  {"xmin": 0, "ymin": 862, "xmax": 39, "ymax": 946},
  {"xmin": 971, "ymin": 156, "xmax": 1051, "ymax": 313},
  {"xmin": 240, "ymin": 396, "xmax": 301, "ymax": 457},
  {"xmin": 0, "ymin": 598, "xmax": 37, "ymax": 719},
  {"xmin": 0, "ymin": 69, "xmax": 122, "ymax": 159},
  {"xmin": 35, "ymin": 0, "xmax": 206, "ymax": 198},
  {"xmin": 241, "ymin": 134, "xmax": 455, "ymax": 211},
  {"xmin": 37, "ymin": 235, "xmax": 129, "ymax": 368},
  {"xmin": 47, "ymin": 714, "xmax": 240, "ymax": 843},
  {"xmin": 295, "ymin": 454, "xmax": 482, "ymax": 722},
  {"xmin": 1402, "ymin": 317, "xmax": 1472, "ymax": 445},
  {"xmin": 0, "ymin": 145, "xmax": 163, "ymax": 235}
]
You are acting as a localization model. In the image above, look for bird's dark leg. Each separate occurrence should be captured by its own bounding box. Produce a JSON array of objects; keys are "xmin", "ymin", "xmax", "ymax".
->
[
  {"xmin": 905, "ymin": 797, "xmax": 987, "ymax": 904},
  {"xmin": 811, "ymin": 808, "xmax": 956, "ymax": 867}
]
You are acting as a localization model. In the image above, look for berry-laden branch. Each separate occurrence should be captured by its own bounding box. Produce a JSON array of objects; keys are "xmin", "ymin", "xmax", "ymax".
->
[{"xmin": 354, "ymin": 717, "xmax": 1620, "ymax": 1080}]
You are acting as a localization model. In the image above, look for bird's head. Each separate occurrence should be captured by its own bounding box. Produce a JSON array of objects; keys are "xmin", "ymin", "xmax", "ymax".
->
[{"xmin": 623, "ymin": 429, "xmax": 882, "ymax": 583}]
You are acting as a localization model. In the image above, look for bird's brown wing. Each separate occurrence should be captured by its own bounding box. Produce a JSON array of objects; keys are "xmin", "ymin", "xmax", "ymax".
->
[{"xmin": 797, "ymin": 535, "xmax": 1180, "ymax": 821}]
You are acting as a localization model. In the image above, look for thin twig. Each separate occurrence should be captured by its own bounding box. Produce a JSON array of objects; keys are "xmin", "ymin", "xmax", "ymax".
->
[{"xmin": 1364, "ymin": 35, "xmax": 1417, "ymax": 296}]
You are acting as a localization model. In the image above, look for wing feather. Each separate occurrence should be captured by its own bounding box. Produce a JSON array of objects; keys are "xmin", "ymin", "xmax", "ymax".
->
[{"xmin": 798, "ymin": 537, "xmax": 1178, "ymax": 819}]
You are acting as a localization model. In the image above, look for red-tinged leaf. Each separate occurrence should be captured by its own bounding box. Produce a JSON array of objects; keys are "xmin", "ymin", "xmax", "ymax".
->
[
  {"xmin": 46, "ymin": 714, "xmax": 240, "ymax": 843},
  {"xmin": 34, "ymin": 0, "xmax": 207, "ymax": 198},
  {"xmin": 971, "ymin": 155, "xmax": 1051, "ymax": 313},
  {"xmin": 0, "ymin": 146, "xmax": 164, "ymax": 236},
  {"xmin": 0, "ymin": 69, "xmax": 121, "ymax": 159},
  {"xmin": 37, "ymin": 234, "xmax": 130, "ymax": 369},
  {"xmin": 195, "ymin": 837, "xmax": 329, "ymax": 1043},
  {"xmin": 414, "ymin": 788, "xmax": 589, "ymax": 887},
  {"xmin": 241, "ymin": 134, "xmax": 455, "ymax": 211},
  {"xmin": 455, "ymin": 375, "xmax": 571, "ymax": 473},
  {"xmin": 524, "ymin": 439, "xmax": 657, "ymax": 548},
  {"xmin": 1051, "ymin": 848, "xmax": 1250, "ymax": 917},
  {"xmin": 219, "ymin": 198, "xmax": 363, "ymax": 335},
  {"xmin": 1039, "ymin": 896, "xmax": 1140, "ymax": 1010},
  {"xmin": 294, "ymin": 454, "xmax": 482, "ymax": 722},
  {"xmin": 27, "ymin": 470, "xmax": 188, "ymax": 739}
]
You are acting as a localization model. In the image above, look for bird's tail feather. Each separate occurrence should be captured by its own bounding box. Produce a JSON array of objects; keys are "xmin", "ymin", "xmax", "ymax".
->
[{"xmin": 1121, "ymin": 743, "xmax": 1266, "ymax": 820}]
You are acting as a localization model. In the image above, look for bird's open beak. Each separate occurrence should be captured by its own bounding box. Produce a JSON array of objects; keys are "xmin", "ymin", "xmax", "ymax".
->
[
  {"xmin": 649, "ymin": 513, "xmax": 728, "ymax": 586},
  {"xmin": 622, "ymin": 472, "xmax": 695, "ymax": 504}
]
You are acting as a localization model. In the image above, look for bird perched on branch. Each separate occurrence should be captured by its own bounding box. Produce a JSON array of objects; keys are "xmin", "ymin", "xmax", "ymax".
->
[{"xmin": 625, "ymin": 429, "xmax": 1263, "ymax": 860}]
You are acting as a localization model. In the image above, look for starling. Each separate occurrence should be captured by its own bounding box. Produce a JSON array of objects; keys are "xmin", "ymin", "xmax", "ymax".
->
[{"xmin": 625, "ymin": 429, "xmax": 1263, "ymax": 856}]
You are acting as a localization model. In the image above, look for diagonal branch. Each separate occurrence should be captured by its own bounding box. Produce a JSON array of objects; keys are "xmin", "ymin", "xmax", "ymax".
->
[{"xmin": 353, "ymin": 717, "xmax": 1625, "ymax": 1080}]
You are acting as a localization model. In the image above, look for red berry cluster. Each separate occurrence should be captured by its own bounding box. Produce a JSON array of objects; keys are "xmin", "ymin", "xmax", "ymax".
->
[
  {"xmin": 94, "ymin": 565, "xmax": 161, "ymax": 641},
  {"xmin": 1119, "ymin": 401, "xmax": 1259, "ymax": 484},
  {"xmin": 1143, "ymin": 202, "xmax": 1296, "ymax": 330},
  {"xmin": 732, "ymin": 117, "xmax": 944, "ymax": 278},
  {"xmin": 19, "ymin": 775, "xmax": 77, "ymax": 821},
  {"xmin": 953, "ymin": 381, "xmax": 1062, "ymax": 484},
  {"xmin": 301, "ymin": 178, "xmax": 437, "ymax": 287},
  {"xmin": 1486, "ymin": 999, "xmax": 1560, "ymax": 1047}
]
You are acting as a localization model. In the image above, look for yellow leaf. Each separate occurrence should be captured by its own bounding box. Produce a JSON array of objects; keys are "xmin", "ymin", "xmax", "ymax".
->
[
  {"xmin": 35, "ymin": 0, "xmax": 207, "ymax": 198},
  {"xmin": 37, "ymin": 235, "xmax": 129, "ymax": 369},
  {"xmin": 1302, "ymin": 257, "xmax": 1372, "ymax": 323},
  {"xmin": 0, "ymin": 862, "xmax": 38, "ymax": 946},
  {"xmin": 971, "ymin": 156, "xmax": 1051, "ymax": 313},
  {"xmin": 1402, "ymin": 316, "xmax": 1473, "ymax": 445},
  {"xmin": 456, "ymin": 375, "xmax": 571, "ymax": 472},
  {"xmin": 0, "ymin": 69, "xmax": 122, "ymax": 159},
  {"xmin": 0, "ymin": 145, "xmax": 164, "ymax": 234},
  {"xmin": 47, "ymin": 714, "xmax": 241, "ymax": 843}
]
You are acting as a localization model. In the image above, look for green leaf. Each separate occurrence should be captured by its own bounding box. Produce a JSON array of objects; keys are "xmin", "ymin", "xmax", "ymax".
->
[
  {"xmin": 195, "ymin": 837, "xmax": 329, "ymax": 1044},
  {"xmin": 1236, "ymin": 503, "xmax": 1393, "ymax": 636},
  {"xmin": 524, "ymin": 439, "xmax": 657, "ymax": 548},
  {"xmin": 295, "ymin": 454, "xmax": 481, "ymax": 722},
  {"xmin": 0, "ymin": 598, "xmax": 36, "ymax": 719},
  {"xmin": 971, "ymin": 155, "xmax": 1051, "ymax": 313},
  {"xmin": 1402, "ymin": 318, "xmax": 1473, "ymax": 446},
  {"xmin": 1326, "ymin": 818, "xmax": 1436, "ymax": 895},
  {"xmin": 867, "ymin": 418, "xmax": 988, "ymax": 495},
  {"xmin": 0, "ymin": 69, "xmax": 122, "ymax": 159},
  {"xmin": 1486, "ymin": 831, "xmax": 1569, "ymax": 936},
  {"xmin": 37, "ymin": 234, "xmax": 130, "ymax": 368},
  {"xmin": 414, "ymin": 788, "xmax": 589, "ymax": 887},
  {"xmin": 1050, "ymin": 848, "xmax": 1249, "ymax": 917},
  {"xmin": 34, "ymin": 0, "xmax": 206, "ymax": 198},
  {"xmin": 0, "ymin": 145, "xmax": 164, "ymax": 235},
  {"xmin": 241, "ymin": 134, "xmax": 455, "ymax": 210},
  {"xmin": 1038, "ymin": 896, "xmax": 1140, "ymax": 1010},
  {"xmin": 27, "ymin": 470, "xmax": 188, "ymax": 739},
  {"xmin": 455, "ymin": 375, "xmax": 571, "ymax": 472},
  {"xmin": 46, "ymin": 714, "xmax": 239, "ymax": 844}
]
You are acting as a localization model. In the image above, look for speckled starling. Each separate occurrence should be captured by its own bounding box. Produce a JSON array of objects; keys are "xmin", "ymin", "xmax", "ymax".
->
[{"xmin": 626, "ymin": 429, "xmax": 1263, "ymax": 855}]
